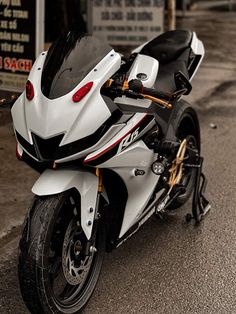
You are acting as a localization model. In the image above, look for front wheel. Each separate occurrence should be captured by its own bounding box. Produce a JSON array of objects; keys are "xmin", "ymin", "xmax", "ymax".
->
[{"xmin": 18, "ymin": 191, "xmax": 105, "ymax": 313}]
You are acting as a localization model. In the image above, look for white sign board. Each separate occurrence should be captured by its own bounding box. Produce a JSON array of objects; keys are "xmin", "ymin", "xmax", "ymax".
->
[
  {"xmin": 0, "ymin": 0, "xmax": 44, "ymax": 92},
  {"xmin": 92, "ymin": 0, "xmax": 164, "ymax": 46}
]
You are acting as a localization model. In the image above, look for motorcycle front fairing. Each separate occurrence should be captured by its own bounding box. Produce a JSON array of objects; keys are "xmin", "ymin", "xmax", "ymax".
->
[{"xmin": 11, "ymin": 32, "xmax": 122, "ymax": 164}]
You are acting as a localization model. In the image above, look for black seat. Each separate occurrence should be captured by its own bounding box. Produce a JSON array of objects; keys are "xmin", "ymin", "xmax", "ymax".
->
[
  {"xmin": 140, "ymin": 30, "xmax": 192, "ymax": 64},
  {"xmin": 140, "ymin": 30, "xmax": 193, "ymax": 94}
]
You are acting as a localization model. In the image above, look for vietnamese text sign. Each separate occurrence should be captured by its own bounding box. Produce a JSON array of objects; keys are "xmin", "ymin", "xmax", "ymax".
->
[
  {"xmin": 0, "ymin": 0, "xmax": 44, "ymax": 92},
  {"xmin": 92, "ymin": 0, "xmax": 164, "ymax": 46}
]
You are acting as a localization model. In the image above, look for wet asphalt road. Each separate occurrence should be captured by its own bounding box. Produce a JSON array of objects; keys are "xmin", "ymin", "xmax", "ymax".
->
[{"xmin": 1, "ymin": 7, "xmax": 236, "ymax": 314}]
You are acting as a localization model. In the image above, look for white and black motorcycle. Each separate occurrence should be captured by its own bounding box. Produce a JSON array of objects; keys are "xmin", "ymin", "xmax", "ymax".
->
[{"xmin": 5, "ymin": 30, "xmax": 210, "ymax": 313}]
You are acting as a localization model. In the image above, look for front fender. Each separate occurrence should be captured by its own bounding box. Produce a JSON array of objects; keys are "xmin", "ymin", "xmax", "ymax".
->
[{"xmin": 32, "ymin": 169, "xmax": 98, "ymax": 239}]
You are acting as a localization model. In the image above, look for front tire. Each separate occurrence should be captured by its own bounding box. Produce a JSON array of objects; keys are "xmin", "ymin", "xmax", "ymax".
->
[{"xmin": 18, "ymin": 191, "xmax": 105, "ymax": 313}]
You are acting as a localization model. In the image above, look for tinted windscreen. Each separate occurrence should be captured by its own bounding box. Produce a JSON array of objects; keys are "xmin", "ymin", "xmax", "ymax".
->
[{"xmin": 41, "ymin": 32, "xmax": 112, "ymax": 99}]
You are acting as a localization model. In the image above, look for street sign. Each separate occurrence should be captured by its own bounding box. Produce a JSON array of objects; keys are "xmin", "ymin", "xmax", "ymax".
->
[
  {"xmin": 0, "ymin": 0, "xmax": 44, "ymax": 92},
  {"xmin": 92, "ymin": 0, "xmax": 164, "ymax": 46}
]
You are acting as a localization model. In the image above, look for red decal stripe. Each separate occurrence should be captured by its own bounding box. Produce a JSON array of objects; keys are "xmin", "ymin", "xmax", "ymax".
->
[{"xmin": 84, "ymin": 114, "xmax": 148, "ymax": 163}]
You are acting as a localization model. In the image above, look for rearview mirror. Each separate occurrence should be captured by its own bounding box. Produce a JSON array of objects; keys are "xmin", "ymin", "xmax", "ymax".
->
[
  {"xmin": 174, "ymin": 71, "xmax": 192, "ymax": 95},
  {"xmin": 0, "ymin": 95, "xmax": 18, "ymax": 109}
]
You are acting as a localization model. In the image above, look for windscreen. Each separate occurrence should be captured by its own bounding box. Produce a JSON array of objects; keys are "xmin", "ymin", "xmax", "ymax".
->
[{"xmin": 41, "ymin": 32, "xmax": 112, "ymax": 99}]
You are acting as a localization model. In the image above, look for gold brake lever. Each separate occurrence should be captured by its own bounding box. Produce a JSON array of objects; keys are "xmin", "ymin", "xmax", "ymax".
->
[{"xmin": 141, "ymin": 94, "xmax": 172, "ymax": 110}]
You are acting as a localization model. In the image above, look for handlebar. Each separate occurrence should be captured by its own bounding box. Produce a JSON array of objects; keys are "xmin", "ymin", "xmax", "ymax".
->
[
  {"xmin": 103, "ymin": 79, "xmax": 173, "ymax": 110},
  {"xmin": 128, "ymin": 79, "xmax": 172, "ymax": 109}
]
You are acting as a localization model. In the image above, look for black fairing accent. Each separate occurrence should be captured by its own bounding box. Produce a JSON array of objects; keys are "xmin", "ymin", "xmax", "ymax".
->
[
  {"xmin": 21, "ymin": 151, "xmax": 52, "ymax": 173},
  {"xmin": 188, "ymin": 54, "xmax": 202, "ymax": 78},
  {"xmin": 41, "ymin": 31, "xmax": 112, "ymax": 99},
  {"xmin": 32, "ymin": 133, "xmax": 64, "ymax": 160},
  {"xmin": 15, "ymin": 110, "xmax": 123, "ymax": 162},
  {"xmin": 102, "ymin": 169, "xmax": 128, "ymax": 252},
  {"xmin": 16, "ymin": 132, "xmax": 37, "ymax": 158}
]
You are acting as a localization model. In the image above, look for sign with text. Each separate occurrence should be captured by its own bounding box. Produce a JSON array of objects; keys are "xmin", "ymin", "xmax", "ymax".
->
[
  {"xmin": 92, "ymin": 0, "xmax": 164, "ymax": 46},
  {"xmin": 0, "ymin": 0, "xmax": 44, "ymax": 92}
]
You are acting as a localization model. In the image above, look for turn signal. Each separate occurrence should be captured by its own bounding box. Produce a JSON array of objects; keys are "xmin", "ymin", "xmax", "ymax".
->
[
  {"xmin": 72, "ymin": 82, "xmax": 93, "ymax": 102},
  {"xmin": 16, "ymin": 143, "xmax": 23, "ymax": 160},
  {"xmin": 26, "ymin": 80, "xmax": 34, "ymax": 101}
]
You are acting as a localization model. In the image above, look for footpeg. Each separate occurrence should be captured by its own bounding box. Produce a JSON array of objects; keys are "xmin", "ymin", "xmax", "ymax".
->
[{"xmin": 155, "ymin": 185, "xmax": 186, "ymax": 214}]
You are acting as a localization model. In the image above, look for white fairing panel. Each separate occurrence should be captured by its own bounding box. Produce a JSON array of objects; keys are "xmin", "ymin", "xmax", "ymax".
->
[
  {"xmin": 128, "ymin": 54, "xmax": 159, "ymax": 88},
  {"xmin": 115, "ymin": 54, "xmax": 159, "ymax": 110},
  {"xmin": 99, "ymin": 140, "xmax": 159, "ymax": 238},
  {"xmin": 189, "ymin": 32, "xmax": 205, "ymax": 81},
  {"xmin": 32, "ymin": 169, "xmax": 98, "ymax": 240},
  {"xmin": 191, "ymin": 32, "xmax": 205, "ymax": 56},
  {"xmin": 11, "ymin": 50, "xmax": 121, "ymax": 151}
]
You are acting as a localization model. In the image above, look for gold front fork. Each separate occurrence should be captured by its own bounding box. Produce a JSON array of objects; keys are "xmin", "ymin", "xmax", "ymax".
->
[{"xmin": 96, "ymin": 168, "xmax": 103, "ymax": 193}]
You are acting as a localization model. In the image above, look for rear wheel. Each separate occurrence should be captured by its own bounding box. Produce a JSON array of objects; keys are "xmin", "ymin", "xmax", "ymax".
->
[
  {"xmin": 18, "ymin": 191, "xmax": 105, "ymax": 313},
  {"xmin": 167, "ymin": 110, "xmax": 200, "ymax": 210},
  {"xmin": 168, "ymin": 134, "xmax": 198, "ymax": 209}
]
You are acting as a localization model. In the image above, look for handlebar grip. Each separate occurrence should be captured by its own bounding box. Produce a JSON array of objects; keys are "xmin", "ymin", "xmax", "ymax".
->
[
  {"xmin": 128, "ymin": 79, "xmax": 171, "ymax": 101},
  {"xmin": 142, "ymin": 87, "xmax": 171, "ymax": 101}
]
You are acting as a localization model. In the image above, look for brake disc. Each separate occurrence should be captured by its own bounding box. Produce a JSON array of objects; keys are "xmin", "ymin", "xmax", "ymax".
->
[{"xmin": 62, "ymin": 220, "xmax": 94, "ymax": 286}]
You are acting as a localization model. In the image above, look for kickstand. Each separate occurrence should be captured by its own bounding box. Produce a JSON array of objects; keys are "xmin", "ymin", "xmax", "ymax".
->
[{"xmin": 185, "ymin": 157, "xmax": 211, "ymax": 224}]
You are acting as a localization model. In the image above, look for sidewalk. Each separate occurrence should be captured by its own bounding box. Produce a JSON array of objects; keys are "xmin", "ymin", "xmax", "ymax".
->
[{"xmin": 0, "ymin": 5, "xmax": 236, "ymax": 245}]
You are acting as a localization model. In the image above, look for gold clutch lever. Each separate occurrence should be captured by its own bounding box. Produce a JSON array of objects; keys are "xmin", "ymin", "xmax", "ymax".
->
[{"xmin": 0, "ymin": 95, "xmax": 18, "ymax": 108}]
